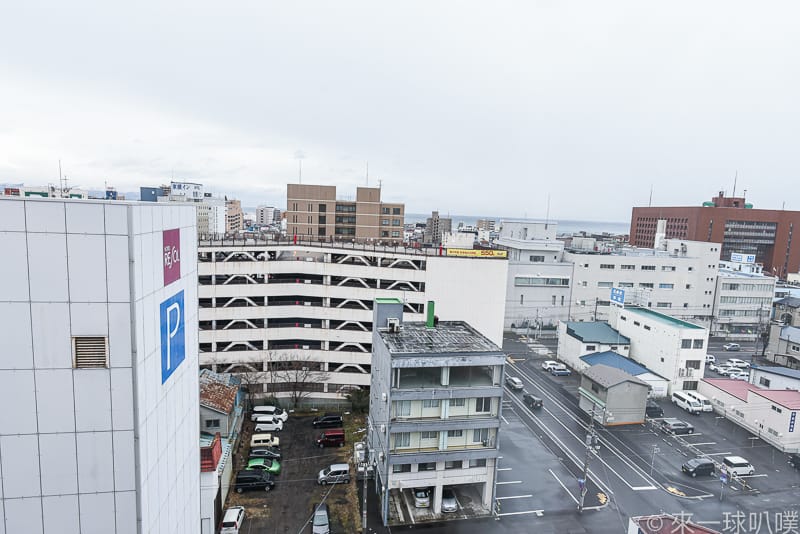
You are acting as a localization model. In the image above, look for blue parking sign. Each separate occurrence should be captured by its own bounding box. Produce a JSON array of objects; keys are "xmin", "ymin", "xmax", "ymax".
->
[
  {"xmin": 160, "ymin": 291, "xmax": 186, "ymax": 384},
  {"xmin": 610, "ymin": 288, "xmax": 625, "ymax": 305}
]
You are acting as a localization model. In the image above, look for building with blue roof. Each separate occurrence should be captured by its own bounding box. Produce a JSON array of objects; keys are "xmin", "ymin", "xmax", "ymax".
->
[
  {"xmin": 580, "ymin": 351, "xmax": 669, "ymax": 397},
  {"xmin": 558, "ymin": 321, "xmax": 631, "ymax": 372},
  {"xmin": 750, "ymin": 365, "xmax": 800, "ymax": 391}
]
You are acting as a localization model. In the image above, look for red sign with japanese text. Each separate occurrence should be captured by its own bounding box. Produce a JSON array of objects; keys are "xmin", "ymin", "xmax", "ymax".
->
[{"xmin": 163, "ymin": 229, "xmax": 181, "ymax": 286}]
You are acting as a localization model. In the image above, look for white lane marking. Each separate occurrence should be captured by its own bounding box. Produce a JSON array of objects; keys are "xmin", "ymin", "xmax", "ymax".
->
[
  {"xmin": 501, "ymin": 415, "xmax": 510, "ymax": 425},
  {"xmin": 496, "ymin": 510, "xmax": 544, "ymax": 517},
  {"xmin": 549, "ymin": 469, "xmax": 578, "ymax": 504},
  {"xmin": 631, "ymin": 486, "xmax": 658, "ymax": 491},
  {"xmin": 704, "ymin": 452, "xmax": 732, "ymax": 456},
  {"xmin": 687, "ymin": 442, "xmax": 716, "ymax": 446},
  {"xmin": 497, "ymin": 467, "xmax": 512, "ymax": 471},
  {"xmin": 496, "ymin": 481, "xmax": 523, "ymax": 485},
  {"xmin": 496, "ymin": 494, "xmax": 533, "ymax": 500}
]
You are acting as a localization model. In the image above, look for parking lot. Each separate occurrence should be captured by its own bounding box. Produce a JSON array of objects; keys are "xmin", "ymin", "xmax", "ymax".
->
[{"xmin": 227, "ymin": 412, "xmax": 363, "ymax": 533}]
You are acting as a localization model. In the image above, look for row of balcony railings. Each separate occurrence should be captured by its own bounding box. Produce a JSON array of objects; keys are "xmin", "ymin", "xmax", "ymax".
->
[{"xmin": 200, "ymin": 341, "xmax": 372, "ymax": 352}]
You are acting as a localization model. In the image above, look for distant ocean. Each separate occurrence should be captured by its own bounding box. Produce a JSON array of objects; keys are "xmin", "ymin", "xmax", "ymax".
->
[{"xmin": 405, "ymin": 214, "xmax": 629, "ymax": 236}]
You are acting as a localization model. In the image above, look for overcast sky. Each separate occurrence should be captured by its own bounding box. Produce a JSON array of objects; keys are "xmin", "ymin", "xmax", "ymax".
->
[{"xmin": 1, "ymin": 1, "xmax": 798, "ymax": 221}]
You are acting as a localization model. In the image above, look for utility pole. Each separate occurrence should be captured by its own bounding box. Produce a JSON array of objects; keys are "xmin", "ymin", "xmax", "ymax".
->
[{"xmin": 578, "ymin": 404, "xmax": 600, "ymax": 512}]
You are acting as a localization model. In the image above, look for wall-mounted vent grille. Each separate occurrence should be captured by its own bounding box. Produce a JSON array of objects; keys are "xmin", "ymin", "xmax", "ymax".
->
[{"xmin": 73, "ymin": 337, "xmax": 109, "ymax": 368}]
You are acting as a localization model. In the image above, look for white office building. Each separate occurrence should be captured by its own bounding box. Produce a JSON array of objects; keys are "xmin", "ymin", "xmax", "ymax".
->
[
  {"xmin": 0, "ymin": 198, "xmax": 200, "ymax": 534},
  {"xmin": 565, "ymin": 238, "xmax": 720, "ymax": 324},
  {"xmin": 196, "ymin": 239, "xmax": 507, "ymax": 401},
  {"xmin": 711, "ymin": 258, "xmax": 776, "ymax": 340},
  {"xmin": 608, "ymin": 305, "xmax": 709, "ymax": 393},
  {"xmin": 496, "ymin": 220, "xmax": 574, "ymax": 329}
]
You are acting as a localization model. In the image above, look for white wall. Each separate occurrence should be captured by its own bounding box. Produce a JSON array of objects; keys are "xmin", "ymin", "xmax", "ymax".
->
[
  {"xmin": 425, "ymin": 256, "xmax": 507, "ymax": 347},
  {"xmin": 0, "ymin": 199, "xmax": 199, "ymax": 534}
]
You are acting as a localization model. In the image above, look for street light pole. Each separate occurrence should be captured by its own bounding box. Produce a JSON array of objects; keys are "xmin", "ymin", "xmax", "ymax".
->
[{"xmin": 578, "ymin": 404, "xmax": 598, "ymax": 512}]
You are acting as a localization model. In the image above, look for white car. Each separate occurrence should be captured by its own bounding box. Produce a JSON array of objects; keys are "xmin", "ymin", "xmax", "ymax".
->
[
  {"xmin": 505, "ymin": 376, "xmax": 524, "ymax": 391},
  {"xmin": 729, "ymin": 371, "xmax": 749, "ymax": 381},
  {"xmin": 254, "ymin": 418, "xmax": 284, "ymax": 433},
  {"xmin": 705, "ymin": 354, "xmax": 716, "ymax": 363},
  {"xmin": 707, "ymin": 362, "xmax": 720, "ymax": 373},
  {"xmin": 542, "ymin": 360, "xmax": 560, "ymax": 371},
  {"xmin": 717, "ymin": 366, "xmax": 738, "ymax": 376},
  {"xmin": 220, "ymin": 507, "xmax": 245, "ymax": 534},
  {"xmin": 723, "ymin": 343, "xmax": 741, "ymax": 351},
  {"xmin": 725, "ymin": 358, "xmax": 750, "ymax": 369}
]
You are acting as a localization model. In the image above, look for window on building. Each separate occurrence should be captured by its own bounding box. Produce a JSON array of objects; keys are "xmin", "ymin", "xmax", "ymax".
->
[
  {"xmin": 473, "ymin": 428, "xmax": 489, "ymax": 442},
  {"xmin": 600, "ymin": 264, "xmax": 615, "ymax": 270},
  {"xmin": 422, "ymin": 399, "xmax": 440, "ymax": 408},
  {"xmin": 381, "ymin": 219, "xmax": 390, "ymax": 225},
  {"xmin": 682, "ymin": 381, "xmax": 698, "ymax": 391},
  {"xmin": 395, "ymin": 401, "xmax": 411, "ymax": 417},
  {"xmin": 597, "ymin": 281, "xmax": 613, "ymax": 288},
  {"xmin": 659, "ymin": 283, "xmax": 674, "ymax": 289},
  {"xmin": 381, "ymin": 231, "xmax": 389, "ymax": 237},
  {"xmin": 772, "ymin": 405, "xmax": 783, "ymax": 414},
  {"xmin": 619, "ymin": 282, "xmax": 634, "ymax": 287},
  {"xmin": 561, "ymin": 296, "xmax": 565, "ymax": 306},
  {"xmin": 661, "ymin": 266, "xmax": 676, "ymax": 272},
  {"xmin": 469, "ymin": 458, "xmax": 487, "ymax": 468},
  {"xmin": 639, "ymin": 283, "xmax": 654, "ymax": 288},
  {"xmin": 394, "ymin": 433, "xmax": 411, "ymax": 448},
  {"xmin": 318, "ymin": 228, "xmax": 326, "ymax": 236},
  {"xmin": 530, "ymin": 255, "xmax": 545, "ymax": 262},
  {"xmin": 205, "ymin": 419, "xmax": 220, "ymax": 428},
  {"xmin": 644, "ymin": 325, "xmax": 651, "ymax": 330},
  {"xmin": 318, "ymin": 204, "xmax": 327, "ymax": 212},
  {"xmin": 421, "ymin": 431, "xmax": 439, "ymax": 440},
  {"xmin": 621, "ymin": 264, "xmax": 635, "ymax": 270},
  {"xmin": 520, "ymin": 295, "xmax": 524, "ymax": 305},
  {"xmin": 586, "ymin": 345, "xmax": 596, "ymax": 351},
  {"xmin": 382, "ymin": 207, "xmax": 390, "ymax": 214},
  {"xmin": 393, "ymin": 207, "xmax": 401, "ymax": 215},
  {"xmin": 759, "ymin": 377, "xmax": 771, "ymax": 387},
  {"xmin": 450, "ymin": 398, "xmax": 465, "ymax": 407},
  {"xmin": 418, "ymin": 462, "xmax": 436, "ymax": 471},
  {"xmin": 475, "ymin": 397, "xmax": 491, "ymax": 412},
  {"xmin": 591, "ymin": 383, "xmax": 600, "ymax": 394},
  {"xmin": 447, "ymin": 429, "xmax": 463, "ymax": 438},
  {"xmin": 552, "ymin": 295, "xmax": 556, "ymax": 306},
  {"xmin": 641, "ymin": 265, "xmax": 656, "ymax": 271},
  {"xmin": 391, "ymin": 231, "xmax": 400, "ymax": 238},
  {"xmin": 392, "ymin": 219, "xmax": 401, "ymax": 226},
  {"xmin": 686, "ymin": 360, "xmax": 701, "ymax": 369},
  {"xmin": 681, "ymin": 339, "xmax": 692, "ymax": 349},
  {"xmin": 392, "ymin": 464, "xmax": 411, "ymax": 473},
  {"xmin": 693, "ymin": 339, "xmax": 704, "ymax": 349},
  {"xmin": 656, "ymin": 302, "xmax": 672, "ymax": 308},
  {"xmin": 445, "ymin": 461, "xmax": 462, "ymax": 470},
  {"xmin": 685, "ymin": 284, "xmax": 691, "ymax": 290}
]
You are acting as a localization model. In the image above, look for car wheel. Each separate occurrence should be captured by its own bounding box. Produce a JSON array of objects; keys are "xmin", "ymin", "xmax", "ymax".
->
[
  {"xmin": 687, "ymin": 429, "xmax": 694, "ymax": 434},
  {"xmin": 236, "ymin": 487, "xmax": 243, "ymax": 494},
  {"xmin": 264, "ymin": 485, "xmax": 272, "ymax": 492},
  {"xmin": 321, "ymin": 481, "xmax": 327, "ymax": 486},
  {"xmin": 345, "ymin": 478, "xmax": 351, "ymax": 484},
  {"xmin": 691, "ymin": 472, "xmax": 697, "ymax": 478},
  {"xmin": 338, "ymin": 442, "xmax": 344, "ymax": 447},
  {"xmin": 319, "ymin": 443, "xmax": 324, "ymax": 449}
]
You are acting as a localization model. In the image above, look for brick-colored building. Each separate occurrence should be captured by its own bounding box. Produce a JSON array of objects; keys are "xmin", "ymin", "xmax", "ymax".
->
[
  {"xmin": 630, "ymin": 192, "xmax": 800, "ymax": 277},
  {"xmin": 286, "ymin": 183, "xmax": 404, "ymax": 243}
]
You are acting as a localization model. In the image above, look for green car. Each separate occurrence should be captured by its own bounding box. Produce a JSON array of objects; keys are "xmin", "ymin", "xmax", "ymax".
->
[{"xmin": 246, "ymin": 457, "xmax": 281, "ymax": 475}]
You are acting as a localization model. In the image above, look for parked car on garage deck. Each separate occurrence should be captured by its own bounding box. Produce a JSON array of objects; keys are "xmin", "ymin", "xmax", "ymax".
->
[
  {"xmin": 441, "ymin": 488, "xmax": 458, "ymax": 513},
  {"xmin": 413, "ymin": 488, "xmax": 431, "ymax": 508}
]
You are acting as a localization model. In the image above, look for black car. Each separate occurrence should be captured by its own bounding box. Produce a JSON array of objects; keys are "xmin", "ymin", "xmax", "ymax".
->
[
  {"xmin": 645, "ymin": 401, "xmax": 664, "ymax": 418},
  {"xmin": 682, "ymin": 458, "xmax": 715, "ymax": 477},
  {"xmin": 789, "ymin": 453, "xmax": 800, "ymax": 470},
  {"xmin": 249, "ymin": 447, "xmax": 282, "ymax": 460},
  {"xmin": 312, "ymin": 413, "xmax": 343, "ymax": 428},
  {"xmin": 523, "ymin": 393, "xmax": 543, "ymax": 409},
  {"xmin": 234, "ymin": 470, "xmax": 275, "ymax": 493}
]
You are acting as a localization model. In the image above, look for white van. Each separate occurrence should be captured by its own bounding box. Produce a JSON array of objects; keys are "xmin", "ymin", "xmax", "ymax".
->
[
  {"xmin": 685, "ymin": 391, "xmax": 713, "ymax": 413},
  {"xmin": 671, "ymin": 391, "xmax": 702, "ymax": 415},
  {"xmin": 250, "ymin": 433, "xmax": 280, "ymax": 448},
  {"xmin": 251, "ymin": 405, "xmax": 289, "ymax": 422},
  {"xmin": 723, "ymin": 456, "xmax": 755, "ymax": 476},
  {"xmin": 220, "ymin": 506, "xmax": 245, "ymax": 534}
]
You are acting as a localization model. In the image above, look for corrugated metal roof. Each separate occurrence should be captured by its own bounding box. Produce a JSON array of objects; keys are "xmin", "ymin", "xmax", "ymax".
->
[
  {"xmin": 565, "ymin": 322, "xmax": 630, "ymax": 345},
  {"xmin": 753, "ymin": 389, "xmax": 800, "ymax": 409},
  {"xmin": 702, "ymin": 378, "xmax": 800, "ymax": 409},
  {"xmin": 583, "ymin": 364, "xmax": 649, "ymax": 389},
  {"xmin": 199, "ymin": 380, "xmax": 238, "ymax": 414},
  {"xmin": 581, "ymin": 351, "xmax": 652, "ymax": 377},
  {"xmin": 701, "ymin": 378, "xmax": 765, "ymax": 402}
]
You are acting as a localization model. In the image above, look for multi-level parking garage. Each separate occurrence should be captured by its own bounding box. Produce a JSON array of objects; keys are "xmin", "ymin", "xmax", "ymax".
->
[{"xmin": 197, "ymin": 239, "xmax": 507, "ymax": 401}]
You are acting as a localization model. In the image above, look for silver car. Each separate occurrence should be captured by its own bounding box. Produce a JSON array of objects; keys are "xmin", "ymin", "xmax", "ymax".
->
[
  {"xmin": 413, "ymin": 488, "xmax": 430, "ymax": 508},
  {"xmin": 505, "ymin": 376, "xmax": 524, "ymax": 391},
  {"xmin": 441, "ymin": 488, "xmax": 458, "ymax": 513},
  {"xmin": 311, "ymin": 503, "xmax": 330, "ymax": 534}
]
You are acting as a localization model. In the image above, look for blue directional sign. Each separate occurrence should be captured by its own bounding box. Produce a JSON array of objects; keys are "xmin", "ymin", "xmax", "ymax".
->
[
  {"xmin": 160, "ymin": 290, "xmax": 186, "ymax": 384},
  {"xmin": 790, "ymin": 412, "xmax": 796, "ymax": 433},
  {"xmin": 610, "ymin": 288, "xmax": 625, "ymax": 305},
  {"xmin": 720, "ymin": 473, "xmax": 728, "ymax": 484}
]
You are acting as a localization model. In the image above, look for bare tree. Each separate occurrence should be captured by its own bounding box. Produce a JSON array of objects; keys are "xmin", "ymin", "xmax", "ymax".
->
[{"xmin": 268, "ymin": 350, "xmax": 331, "ymax": 409}]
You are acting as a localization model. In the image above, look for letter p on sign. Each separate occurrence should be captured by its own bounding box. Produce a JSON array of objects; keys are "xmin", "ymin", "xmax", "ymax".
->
[{"xmin": 160, "ymin": 290, "xmax": 185, "ymax": 383}]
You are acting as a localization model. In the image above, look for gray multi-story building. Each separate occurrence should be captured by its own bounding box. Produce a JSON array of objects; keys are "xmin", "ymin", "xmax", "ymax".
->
[
  {"xmin": 368, "ymin": 299, "xmax": 504, "ymax": 524},
  {"xmin": 423, "ymin": 211, "xmax": 452, "ymax": 246}
]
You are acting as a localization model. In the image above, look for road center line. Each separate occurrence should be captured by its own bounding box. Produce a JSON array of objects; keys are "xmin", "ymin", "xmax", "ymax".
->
[
  {"xmin": 496, "ymin": 494, "xmax": 533, "ymax": 500},
  {"xmin": 496, "ymin": 481, "xmax": 523, "ymax": 485}
]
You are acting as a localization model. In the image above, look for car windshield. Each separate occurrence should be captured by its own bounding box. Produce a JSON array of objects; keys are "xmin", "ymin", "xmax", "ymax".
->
[
  {"xmin": 313, "ymin": 511, "xmax": 328, "ymax": 526},
  {"xmin": 415, "ymin": 489, "xmax": 428, "ymax": 498}
]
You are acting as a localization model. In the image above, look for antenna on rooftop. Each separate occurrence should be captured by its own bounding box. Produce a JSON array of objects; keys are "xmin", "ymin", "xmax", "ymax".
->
[
  {"xmin": 732, "ymin": 170, "xmax": 738, "ymax": 197},
  {"xmin": 648, "ymin": 185, "xmax": 653, "ymax": 207},
  {"xmin": 545, "ymin": 194, "xmax": 551, "ymax": 227}
]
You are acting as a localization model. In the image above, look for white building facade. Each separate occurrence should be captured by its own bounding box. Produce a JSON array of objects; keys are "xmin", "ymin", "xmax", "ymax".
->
[
  {"xmin": 196, "ymin": 239, "xmax": 507, "ymax": 401},
  {"xmin": 0, "ymin": 198, "xmax": 200, "ymax": 534},
  {"xmin": 565, "ymin": 239, "xmax": 720, "ymax": 324},
  {"xmin": 711, "ymin": 259, "xmax": 776, "ymax": 340},
  {"xmin": 608, "ymin": 305, "xmax": 709, "ymax": 393}
]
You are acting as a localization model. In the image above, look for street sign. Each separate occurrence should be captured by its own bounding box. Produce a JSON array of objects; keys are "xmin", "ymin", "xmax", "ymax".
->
[
  {"xmin": 578, "ymin": 478, "xmax": 585, "ymax": 491},
  {"xmin": 720, "ymin": 468, "xmax": 728, "ymax": 485}
]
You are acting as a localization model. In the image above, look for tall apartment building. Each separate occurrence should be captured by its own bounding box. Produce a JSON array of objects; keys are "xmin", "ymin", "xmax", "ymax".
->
[
  {"xmin": 286, "ymin": 184, "xmax": 404, "ymax": 243},
  {"xmin": 225, "ymin": 199, "xmax": 243, "ymax": 234},
  {"xmin": 630, "ymin": 191, "xmax": 800, "ymax": 277},
  {"xmin": 368, "ymin": 299, "xmax": 504, "ymax": 523},
  {"xmin": 256, "ymin": 205, "xmax": 280, "ymax": 225},
  {"xmin": 423, "ymin": 211, "xmax": 452, "ymax": 245},
  {"xmin": 0, "ymin": 198, "xmax": 200, "ymax": 533},
  {"xmin": 711, "ymin": 259, "xmax": 776, "ymax": 340},
  {"xmin": 196, "ymin": 239, "xmax": 506, "ymax": 400}
]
